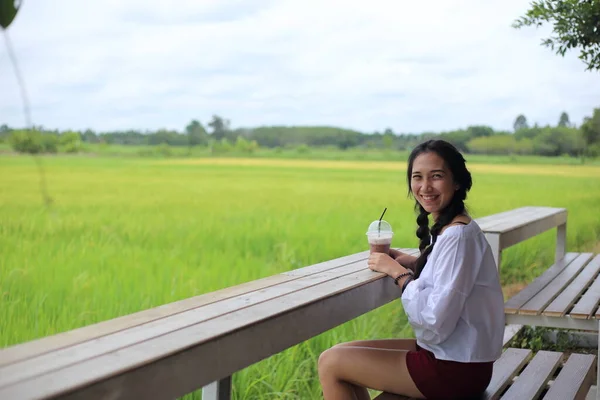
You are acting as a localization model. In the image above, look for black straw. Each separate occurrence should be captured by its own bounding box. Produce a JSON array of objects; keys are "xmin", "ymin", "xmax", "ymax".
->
[{"xmin": 378, "ymin": 207, "xmax": 387, "ymax": 234}]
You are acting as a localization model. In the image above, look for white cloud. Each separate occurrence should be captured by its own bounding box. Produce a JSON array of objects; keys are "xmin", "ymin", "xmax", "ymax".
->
[{"xmin": 1, "ymin": 0, "xmax": 598, "ymax": 133}]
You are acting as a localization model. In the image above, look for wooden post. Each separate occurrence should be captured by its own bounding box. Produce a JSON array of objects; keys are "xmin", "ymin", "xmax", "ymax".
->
[
  {"xmin": 555, "ymin": 222, "xmax": 567, "ymax": 264},
  {"xmin": 485, "ymin": 233, "xmax": 502, "ymax": 271},
  {"xmin": 202, "ymin": 377, "xmax": 231, "ymax": 400}
]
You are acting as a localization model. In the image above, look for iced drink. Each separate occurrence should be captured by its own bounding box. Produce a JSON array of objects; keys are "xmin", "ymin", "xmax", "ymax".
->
[{"xmin": 366, "ymin": 220, "xmax": 393, "ymax": 254}]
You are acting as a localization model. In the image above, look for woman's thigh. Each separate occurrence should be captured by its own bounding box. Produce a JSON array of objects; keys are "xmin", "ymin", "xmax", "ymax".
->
[
  {"xmin": 334, "ymin": 338, "xmax": 417, "ymax": 351},
  {"xmin": 319, "ymin": 345, "xmax": 425, "ymax": 399}
]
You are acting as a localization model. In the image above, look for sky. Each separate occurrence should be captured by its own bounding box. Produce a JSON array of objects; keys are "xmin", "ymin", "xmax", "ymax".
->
[{"xmin": 1, "ymin": 0, "xmax": 599, "ymax": 134}]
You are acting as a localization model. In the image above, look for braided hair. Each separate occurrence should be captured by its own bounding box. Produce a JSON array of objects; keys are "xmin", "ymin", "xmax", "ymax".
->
[{"xmin": 407, "ymin": 140, "xmax": 473, "ymax": 279}]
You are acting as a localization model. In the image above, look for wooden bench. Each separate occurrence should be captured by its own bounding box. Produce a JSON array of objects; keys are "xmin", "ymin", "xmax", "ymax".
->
[
  {"xmin": 475, "ymin": 206, "xmax": 567, "ymax": 269},
  {"xmin": 504, "ymin": 253, "xmax": 600, "ymax": 332},
  {"xmin": 0, "ymin": 206, "xmax": 588, "ymax": 400}
]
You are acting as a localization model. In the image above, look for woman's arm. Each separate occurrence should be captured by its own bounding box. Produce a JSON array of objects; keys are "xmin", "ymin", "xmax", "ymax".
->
[{"xmin": 389, "ymin": 248, "xmax": 418, "ymax": 272}]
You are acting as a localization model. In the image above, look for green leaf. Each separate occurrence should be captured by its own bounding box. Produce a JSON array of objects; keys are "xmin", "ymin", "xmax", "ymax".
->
[{"xmin": 0, "ymin": 0, "xmax": 21, "ymax": 29}]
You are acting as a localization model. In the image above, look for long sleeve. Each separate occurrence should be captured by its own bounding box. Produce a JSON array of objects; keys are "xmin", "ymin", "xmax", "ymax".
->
[{"xmin": 400, "ymin": 232, "xmax": 482, "ymax": 345}]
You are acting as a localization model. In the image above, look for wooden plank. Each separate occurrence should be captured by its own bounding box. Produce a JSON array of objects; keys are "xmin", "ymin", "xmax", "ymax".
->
[
  {"xmin": 496, "ymin": 207, "xmax": 565, "ymax": 233},
  {"xmin": 483, "ymin": 207, "xmax": 564, "ymax": 234},
  {"xmin": 504, "ymin": 253, "xmax": 578, "ymax": 314},
  {"xmin": 477, "ymin": 207, "xmax": 539, "ymax": 232},
  {"xmin": 0, "ymin": 251, "xmax": 370, "ymax": 368},
  {"xmin": 500, "ymin": 350, "xmax": 562, "ymax": 400},
  {"xmin": 519, "ymin": 253, "xmax": 593, "ymax": 315},
  {"xmin": 544, "ymin": 255, "xmax": 600, "ymax": 317},
  {"xmin": 570, "ymin": 255, "xmax": 600, "ymax": 319},
  {"xmin": 0, "ymin": 268, "xmax": 400, "ymax": 400},
  {"xmin": 486, "ymin": 206, "xmax": 552, "ymax": 232},
  {"xmin": 502, "ymin": 325, "xmax": 523, "ymax": 347},
  {"xmin": 505, "ymin": 313, "xmax": 598, "ymax": 332},
  {"xmin": 0, "ymin": 257, "xmax": 374, "ymax": 389},
  {"xmin": 0, "ymin": 274, "xmax": 289, "ymax": 368},
  {"xmin": 499, "ymin": 210, "xmax": 568, "ymax": 249},
  {"xmin": 281, "ymin": 251, "xmax": 370, "ymax": 276},
  {"xmin": 482, "ymin": 348, "xmax": 532, "ymax": 400},
  {"xmin": 475, "ymin": 207, "xmax": 533, "ymax": 230},
  {"xmin": 544, "ymin": 353, "xmax": 596, "ymax": 400}
]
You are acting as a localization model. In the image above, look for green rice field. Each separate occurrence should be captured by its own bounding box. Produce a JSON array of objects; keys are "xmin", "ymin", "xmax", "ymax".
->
[{"xmin": 1, "ymin": 154, "xmax": 600, "ymax": 399}]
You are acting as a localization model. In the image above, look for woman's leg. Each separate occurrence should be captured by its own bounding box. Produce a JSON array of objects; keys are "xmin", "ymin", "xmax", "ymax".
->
[
  {"xmin": 333, "ymin": 338, "xmax": 416, "ymax": 351},
  {"xmin": 321, "ymin": 339, "xmax": 417, "ymax": 398},
  {"xmin": 318, "ymin": 345, "xmax": 425, "ymax": 400}
]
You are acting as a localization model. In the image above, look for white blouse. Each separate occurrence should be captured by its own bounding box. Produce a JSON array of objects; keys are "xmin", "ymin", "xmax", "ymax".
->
[{"xmin": 401, "ymin": 221, "xmax": 505, "ymax": 363}]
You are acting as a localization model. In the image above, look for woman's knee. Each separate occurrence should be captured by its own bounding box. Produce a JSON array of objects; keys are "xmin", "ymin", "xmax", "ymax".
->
[
  {"xmin": 330, "ymin": 340, "xmax": 359, "ymax": 349},
  {"xmin": 318, "ymin": 347, "xmax": 343, "ymax": 377}
]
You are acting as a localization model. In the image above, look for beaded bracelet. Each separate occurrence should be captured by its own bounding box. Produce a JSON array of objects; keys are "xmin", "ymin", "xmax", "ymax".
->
[{"xmin": 393, "ymin": 271, "xmax": 414, "ymax": 286}]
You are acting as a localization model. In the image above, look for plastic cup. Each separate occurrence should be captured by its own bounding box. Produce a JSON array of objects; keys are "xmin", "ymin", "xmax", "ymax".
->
[{"xmin": 366, "ymin": 220, "xmax": 393, "ymax": 254}]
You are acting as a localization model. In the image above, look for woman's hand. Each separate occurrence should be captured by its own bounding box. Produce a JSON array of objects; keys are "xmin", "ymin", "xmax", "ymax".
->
[
  {"xmin": 368, "ymin": 252, "xmax": 409, "ymax": 277},
  {"xmin": 388, "ymin": 249, "xmax": 417, "ymax": 273},
  {"xmin": 388, "ymin": 248, "xmax": 405, "ymax": 259}
]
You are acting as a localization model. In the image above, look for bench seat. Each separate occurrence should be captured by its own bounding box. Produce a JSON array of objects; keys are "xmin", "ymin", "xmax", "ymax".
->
[{"xmin": 505, "ymin": 253, "xmax": 600, "ymax": 331}]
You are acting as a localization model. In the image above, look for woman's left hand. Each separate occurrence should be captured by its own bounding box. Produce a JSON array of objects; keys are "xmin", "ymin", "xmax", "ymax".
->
[{"xmin": 368, "ymin": 252, "xmax": 406, "ymax": 276}]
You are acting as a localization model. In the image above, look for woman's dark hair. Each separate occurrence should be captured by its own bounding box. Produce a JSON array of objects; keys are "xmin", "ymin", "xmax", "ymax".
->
[{"xmin": 407, "ymin": 140, "xmax": 472, "ymax": 278}]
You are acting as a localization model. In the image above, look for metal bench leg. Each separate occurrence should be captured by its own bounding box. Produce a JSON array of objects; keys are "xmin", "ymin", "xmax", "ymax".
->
[
  {"xmin": 203, "ymin": 377, "xmax": 231, "ymax": 400},
  {"xmin": 556, "ymin": 222, "xmax": 567, "ymax": 263}
]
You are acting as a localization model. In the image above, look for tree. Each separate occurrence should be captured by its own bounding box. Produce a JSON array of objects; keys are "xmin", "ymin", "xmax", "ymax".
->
[
  {"xmin": 581, "ymin": 108, "xmax": 600, "ymax": 155},
  {"xmin": 467, "ymin": 125, "xmax": 495, "ymax": 138},
  {"xmin": 513, "ymin": 115, "xmax": 529, "ymax": 132},
  {"xmin": 558, "ymin": 111, "xmax": 571, "ymax": 127},
  {"xmin": 208, "ymin": 115, "xmax": 230, "ymax": 141},
  {"xmin": 513, "ymin": 0, "xmax": 600, "ymax": 71},
  {"xmin": 185, "ymin": 119, "xmax": 208, "ymax": 147},
  {"xmin": 0, "ymin": 0, "xmax": 21, "ymax": 29},
  {"xmin": 382, "ymin": 128, "xmax": 395, "ymax": 150}
]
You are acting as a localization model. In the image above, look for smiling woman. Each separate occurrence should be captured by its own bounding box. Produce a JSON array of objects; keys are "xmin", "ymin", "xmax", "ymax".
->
[{"xmin": 318, "ymin": 140, "xmax": 505, "ymax": 400}]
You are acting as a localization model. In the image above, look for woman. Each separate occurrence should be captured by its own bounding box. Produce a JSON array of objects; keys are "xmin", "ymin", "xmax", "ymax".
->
[{"xmin": 318, "ymin": 140, "xmax": 505, "ymax": 400}]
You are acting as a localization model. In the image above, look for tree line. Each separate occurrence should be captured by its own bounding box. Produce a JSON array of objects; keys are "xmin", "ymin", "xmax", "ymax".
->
[{"xmin": 1, "ymin": 108, "xmax": 599, "ymax": 159}]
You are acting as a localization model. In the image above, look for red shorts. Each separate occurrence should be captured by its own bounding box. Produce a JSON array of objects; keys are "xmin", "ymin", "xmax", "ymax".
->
[{"xmin": 406, "ymin": 344, "xmax": 493, "ymax": 400}]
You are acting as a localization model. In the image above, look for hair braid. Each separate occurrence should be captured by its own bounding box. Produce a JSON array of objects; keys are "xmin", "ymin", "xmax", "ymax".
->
[
  {"xmin": 413, "ymin": 196, "xmax": 466, "ymax": 278},
  {"xmin": 415, "ymin": 203, "xmax": 430, "ymax": 252}
]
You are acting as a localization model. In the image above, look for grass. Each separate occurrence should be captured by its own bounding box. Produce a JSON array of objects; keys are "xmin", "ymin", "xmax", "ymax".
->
[{"xmin": 1, "ymin": 154, "xmax": 600, "ymax": 399}]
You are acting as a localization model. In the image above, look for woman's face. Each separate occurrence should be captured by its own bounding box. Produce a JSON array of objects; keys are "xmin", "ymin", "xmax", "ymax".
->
[{"xmin": 410, "ymin": 151, "xmax": 458, "ymax": 220}]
